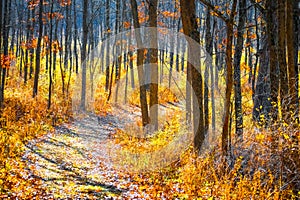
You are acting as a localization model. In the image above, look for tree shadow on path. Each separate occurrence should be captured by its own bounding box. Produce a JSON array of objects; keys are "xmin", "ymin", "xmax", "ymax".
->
[{"xmin": 22, "ymin": 114, "xmax": 127, "ymax": 199}]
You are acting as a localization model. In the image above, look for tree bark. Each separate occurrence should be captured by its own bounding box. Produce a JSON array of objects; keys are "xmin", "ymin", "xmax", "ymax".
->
[
  {"xmin": 221, "ymin": 0, "xmax": 237, "ymax": 156},
  {"xmin": 130, "ymin": 0, "xmax": 149, "ymax": 127},
  {"xmin": 233, "ymin": 0, "xmax": 247, "ymax": 140},
  {"xmin": 80, "ymin": 0, "xmax": 89, "ymax": 110},
  {"xmin": 0, "ymin": 0, "xmax": 10, "ymax": 107},
  {"xmin": 277, "ymin": 0, "xmax": 288, "ymax": 120},
  {"xmin": 286, "ymin": 0, "xmax": 297, "ymax": 120},
  {"xmin": 149, "ymin": 0, "xmax": 158, "ymax": 131},
  {"xmin": 33, "ymin": 0, "xmax": 43, "ymax": 97},
  {"xmin": 266, "ymin": 0, "xmax": 279, "ymax": 122},
  {"xmin": 204, "ymin": 8, "xmax": 212, "ymax": 135},
  {"xmin": 180, "ymin": 0, "xmax": 205, "ymax": 152}
]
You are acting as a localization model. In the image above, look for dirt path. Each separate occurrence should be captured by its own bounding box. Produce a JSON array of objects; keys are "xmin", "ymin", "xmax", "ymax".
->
[{"xmin": 22, "ymin": 111, "xmax": 141, "ymax": 199}]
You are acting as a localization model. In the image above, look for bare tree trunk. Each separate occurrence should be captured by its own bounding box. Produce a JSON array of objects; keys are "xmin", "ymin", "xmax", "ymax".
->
[
  {"xmin": 130, "ymin": 0, "xmax": 149, "ymax": 126},
  {"xmin": 24, "ymin": 8, "xmax": 30, "ymax": 84},
  {"xmin": 48, "ymin": 0, "xmax": 54, "ymax": 109},
  {"xmin": 221, "ymin": 0, "xmax": 237, "ymax": 156},
  {"xmin": 33, "ymin": 0, "xmax": 43, "ymax": 97},
  {"xmin": 80, "ymin": 0, "xmax": 89, "ymax": 110},
  {"xmin": 253, "ymin": 35, "xmax": 271, "ymax": 123},
  {"xmin": 0, "ymin": 0, "xmax": 10, "ymax": 107},
  {"xmin": 180, "ymin": 0, "xmax": 205, "ymax": 152},
  {"xmin": 286, "ymin": 0, "xmax": 297, "ymax": 120},
  {"xmin": 277, "ymin": 0, "xmax": 288, "ymax": 120},
  {"xmin": 105, "ymin": 0, "xmax": 110, "ymax": 91},
  {"xmin": 149, "ymin": 0, "xmax": 158, "ymax": 131},
  {"xmin": 266, "ymin": 0, "xmax": 279, "ymax": 122},
  {"xmin": 233, "ymin": 0, "xmax": 246, "ymax": 140},
  {"xmin": 73, "ymin": 0, "xmax": 79, "ymax": 74},
  {"xmin": 204, "ymin": 8, "xmax": 212, "ymax": 135},
  {"xmin": 293, "ymin": 0, "xmax": 299, "ymax": 121}
]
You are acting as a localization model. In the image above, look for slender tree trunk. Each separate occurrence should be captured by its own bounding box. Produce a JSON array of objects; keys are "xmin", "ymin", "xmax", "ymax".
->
[
  {"xmin": 233, "ymin": 0, "xmax": 246, "ymax": 140},
  {"xmin": 80, "ymin": 0, "xmax": 89, "ymax": 110},
  {"xmin": 266, "ymin": 0, "xmax": 279, "ymax": 122},
  {"xmin": 293, "ymin": 0, "xmax": 299, "ymax": 121},
  {"xmin": 149, "ymin": 0, "xmax": 158, "ymax": 131},
  {"xmin": 33, "ymin": 0, "xmax": 43, "ymax": 97},
  {"xmin": 286, "ymin": 0, "xmax": 297, "ymax": 120},
  {"xmin": 180, "ymin": 0, "xmax": 205, "ymax": 152},
  {"xmin": 29, "ymin": 9, "xmax": 34, "ymax": 79},
  {"xmin": 24, "ymin": 9, "xmax": 30, "ymax": 84},
  {"xmin": 73, "ymin": 0, "xmax": 79, "ymax": 74},
  {"xmin": 0, "ymin": 0, "xmax": 10, "ymax": 108},
  {"xmin": 48, "ymin": 0, "xmax": 54, "ymax": 109},
  {"xmin": 130, "ymin": 0, "xmax": 149, "ymax": 126},
  {"xmin": 252, "ymin": 6, "xmax": 260, "ymax": 101},
  {"xmin": 277, "ymin": 0, "xmax": 288, "ymax": 120},
  {"xmin": 222, "ymin": 0, "xmax": 237, "ymax": 156},
  {"xmin": 105, "ymin": 0, "xmax": 110, "ymax": 91},
  {"xmin": 204, "ymin": 8, "xmax": 212, "ymax": 135}
]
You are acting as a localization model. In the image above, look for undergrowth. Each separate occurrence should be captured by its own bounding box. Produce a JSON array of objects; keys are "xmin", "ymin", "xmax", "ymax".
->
[
  {"xmin": 119, "ymin": 125, "xmax": 299, "ymax": 199},
  {"xmin": 0, "ymin": 70, "xmax": 72, "ymax": 198}
]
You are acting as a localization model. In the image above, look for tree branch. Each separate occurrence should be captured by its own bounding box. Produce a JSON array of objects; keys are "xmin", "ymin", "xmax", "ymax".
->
[
  {"xmin": 197, "ymin": 0, "xmax": 228, "ymax": 23},
  {"xmin": 249, "ymin": 0, "xmax": 265, "ymax": 15}
]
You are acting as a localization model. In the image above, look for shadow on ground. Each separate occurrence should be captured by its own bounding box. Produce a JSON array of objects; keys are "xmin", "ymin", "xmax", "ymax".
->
[{"xmin": 22, "ymin": 114, "xmax": 127, "ymax": 199}]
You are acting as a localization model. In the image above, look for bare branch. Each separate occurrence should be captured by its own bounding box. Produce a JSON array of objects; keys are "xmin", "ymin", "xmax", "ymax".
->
[
  {"xmin": 249, "ymin": 0, "xmax": 265, "ymax": 15},
  {"xmin": 197, "ymin": 0, "xmax": 228, "ymax": 23}
]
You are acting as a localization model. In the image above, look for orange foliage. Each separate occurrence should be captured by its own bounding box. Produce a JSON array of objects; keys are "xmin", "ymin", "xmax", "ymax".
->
[
  {"xmin": 124, "ymin": 21, "xmax": 131, "ymax": 29},
  {"xmin": 0, "ymin": 53, "xmax": 15, "ymax": 69},
  {"xmin": 162, "ymin": 11, "xmax": 178, "ymax": 18}
]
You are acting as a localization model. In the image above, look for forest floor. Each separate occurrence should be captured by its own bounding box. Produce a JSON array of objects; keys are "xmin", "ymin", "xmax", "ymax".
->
[{"xmin": 21, "ymin": 107, "xmax": 148, "ymax": 199}]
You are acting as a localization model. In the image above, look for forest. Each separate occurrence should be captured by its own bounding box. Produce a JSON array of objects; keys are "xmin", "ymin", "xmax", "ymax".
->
[{"xmin": 0, "ymin": 0, "xmax": 299, "ymax": 199}]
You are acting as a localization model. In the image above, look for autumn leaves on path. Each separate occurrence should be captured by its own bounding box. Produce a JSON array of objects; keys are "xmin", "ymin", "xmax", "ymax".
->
[{"xmin": 22, "ymin": 113, "xmax": 141, "ymax": 199}]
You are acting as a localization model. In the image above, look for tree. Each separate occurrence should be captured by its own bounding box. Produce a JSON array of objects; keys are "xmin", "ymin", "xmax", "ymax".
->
[
  {"xmin": 233, "ymin": 0, "xmax": 247, "ymax": 140},
  {"xmin": 33, "ymin": 0, "xmax": 44, "ymax": 97},
  {"xmin": 204, "ymin": 7, "xmax": 212, "ymax": 135},
  {"xmin": 277, "ymin": 0, "xmax": 288, "ymax": 120},
  {"xmin": 149, "ymin": 0, "xmax": 159, "ymax": 131},
  {"xmin": 130, "ymin": 0, "xmax": 150, "ymax": 127},
  {"xmin": 198, "ymin": 0, "xmax": 238, "ymax": 155},
  {"xmin": 180, "ymin": 0, "xmax": 205, "ymax": 152},
  {"xmin": 80, "ymin": 0, "xmax": 89, "ymax": 110},
  {"xmin": 286, "ymin": 0, "xmax": 297, "ymax": 120},
  {"xmin": 266, "ymin": 0, "xmax": 279, "ymax": 122},
  {"xmin": 105, "ymin": 0, "xmax": 110, "ymax": 91},
  {"xmin": 0, "ymin": 0, "xmax": 11, "ymax": 108}
]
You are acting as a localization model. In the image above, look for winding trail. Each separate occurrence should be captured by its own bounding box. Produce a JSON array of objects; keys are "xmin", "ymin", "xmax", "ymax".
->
[{"xmin": 22, "ymin": 110, "xmax": 143, "ymax": 199}]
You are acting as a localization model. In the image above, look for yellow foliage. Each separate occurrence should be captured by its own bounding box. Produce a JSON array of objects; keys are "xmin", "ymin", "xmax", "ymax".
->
[
  {"xmin": 112, "ymin": 108, "xmax": 181, "ymax": 154},
  {"xmin": 0, "ymin": 68, "xmax": 72, "ymax": 196},
  {"xmin": 128, "ymin": 86, "xmax": 179, "ymax": 107}
]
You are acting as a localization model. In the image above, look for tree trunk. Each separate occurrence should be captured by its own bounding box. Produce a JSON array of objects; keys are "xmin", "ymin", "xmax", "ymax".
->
[
  {"xmin": 221, "ymin": 0, "xmax": 237, "ymax": 156},
  {"xmin": 105, "ymin": 0, "xmax": 110, "ymax": 91},
  {"xmin": 277, "ymin": 0, "xmax": 288, "ymax": 120},
  {"xmin": 253, "ymin": 35, "xmax": 271, "ymax": 123},
  {"xmin": 233, "ymin": 0, "xmax": 246, "ymax": 140},
  {"xmin": 33, "ymin": 0, "xmax": 43, "ymax": 97},
  {"xmin": 130, "ymin": 0, "xmax": 149, "ymax": 127},
  {"xmin": 180, "ymin": 0, "xmax": 205, "ymax": 152},
  {"xmin": 48, "ymin": 0, "xmax": 54, "ymax": 109},
  {"xmin": 286, "ymin": 0, "xmax": 297, "ymax": 120},
  {"xmin": 0, "ymin": 0, "xmax": 10, "ymax": 108},
  {"xmin": 73, "ymin": 0, "xmax": 79, "ymax": 74},
  {"xmin": 293, "ymin": 0, "xmax": 299, "ymax": 121},
  {"xmin": 80, "ymin": 0, "xmax": 89, "ymax": 110},
  {"xmin": 266, "ymin": 0, "xmax": 279, "ymax": 123},
  {"xmin": 149, "ymin": 0, "xmax": 158, "ymax": 131},
  {"xmin": 205, "ymin": 8, "xmax": 212, "ymax": 135}
]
